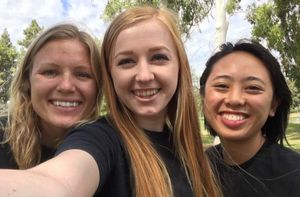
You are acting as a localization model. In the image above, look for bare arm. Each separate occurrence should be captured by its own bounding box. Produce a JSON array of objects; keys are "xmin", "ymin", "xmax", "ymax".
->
[{"xmin": 0, "ymin": 149, "xmax": 99, "ymax": 197}]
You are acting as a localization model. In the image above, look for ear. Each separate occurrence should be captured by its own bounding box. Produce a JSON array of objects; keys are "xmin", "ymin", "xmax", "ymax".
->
[{"xmin": 269, "ymin": 99, "xmax": 279, "ymax": 117}]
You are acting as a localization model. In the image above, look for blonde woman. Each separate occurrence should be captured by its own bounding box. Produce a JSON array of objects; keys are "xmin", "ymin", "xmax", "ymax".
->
[
  {"xmin": 0, "ymin": 7, "xmax": 220, "ymax": 197},
  {"xmin": 0, "ymin": 23, "xmax": 102, "ymax": 169}
]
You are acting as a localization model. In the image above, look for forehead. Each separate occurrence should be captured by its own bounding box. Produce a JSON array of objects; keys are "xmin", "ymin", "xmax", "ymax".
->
[
  {"xmin": 209, "ymin": 51, "xmax": 272, "ymax": 82},
  {"xmin": 113, "ymin": 18, "xmax": 176, "ymax": 53}
]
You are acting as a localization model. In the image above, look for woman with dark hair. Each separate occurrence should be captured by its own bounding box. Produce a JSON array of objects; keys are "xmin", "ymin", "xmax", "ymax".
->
[{"xmin": 200, "ymin": 39, "xmax": 300, "ymax": 196}]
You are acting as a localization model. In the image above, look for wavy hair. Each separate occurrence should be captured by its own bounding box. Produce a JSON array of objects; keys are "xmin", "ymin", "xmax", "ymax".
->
[
  {"xmin": 101, "ymin": 6, "xmax": 220, "ymax": 197},
  {"xmin": 3, "ymin": 23, "xmax": 102, "ymax": 169}
]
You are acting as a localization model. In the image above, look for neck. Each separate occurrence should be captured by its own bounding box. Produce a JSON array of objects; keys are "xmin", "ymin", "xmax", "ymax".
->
[
  {"xmin": 221, "ymin": 134, "xmax": 266, "ymax": 165},
  {"xmin": 40, "ymin": 124, "xmax": 66, "ymax": 148},
  {"xmin": 135, "ymin": 115, "xmax": 166, "ymax": 132}
]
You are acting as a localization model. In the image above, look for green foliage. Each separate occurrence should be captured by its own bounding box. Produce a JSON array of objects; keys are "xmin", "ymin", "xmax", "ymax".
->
[
  {"xmin": 247, "ymin": 0, "xmax": 300, "ymax": 89},
  {"xmin": 17, "ymin": 19, "xmax": 43, "ymax": 49},
  {"xmin": 288, "ymin": 80, "xmax": 300, "ymax": 112},
  {"xmin": 103, "ymin": 0, "xmax": 214, "ymax": 37},
  {"xmin": 0, "ymin": 29, "xmax": 17, "ymax": 104},
  {"xmin": 225, "ymin": 0, "xmax": 241, "ymax": 15}
]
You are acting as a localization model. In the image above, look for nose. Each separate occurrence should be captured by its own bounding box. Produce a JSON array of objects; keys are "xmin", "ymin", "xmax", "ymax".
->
[
  {"xmin": 57, "ymin": 73, "xmax": 76, "ymax": 93},
  {"xmin": 224, "ymin": 87, "xmax": 246, "ymax": 106},
  {"xmin": 135, "ymin": 60, "xmax": 154, "ymax": 82}
]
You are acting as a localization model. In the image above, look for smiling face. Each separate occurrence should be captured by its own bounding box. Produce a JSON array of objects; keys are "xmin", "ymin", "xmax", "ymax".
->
[
  {"xmin": 203, "ymin": 51, "xmax": 277, "ymax": 143},
  {"xmin": 110, "ymin": 19, "xmax": 179, "ymax": 131},
  {"xmin": 30, "ymin": 39, "xmax": 97, "ymax": 138}
]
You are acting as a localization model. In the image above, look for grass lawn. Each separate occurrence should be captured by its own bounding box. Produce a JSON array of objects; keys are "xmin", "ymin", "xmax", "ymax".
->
[
  {"xmin": 285, "ymin": 123, "xmax": 300, "ymax": 153},
  {"xmin": 201, "ymin": 118, "xmax": 300, "ymax": 153}
]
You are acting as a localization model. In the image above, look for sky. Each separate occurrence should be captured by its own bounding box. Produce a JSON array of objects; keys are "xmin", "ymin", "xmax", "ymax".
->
[{"xmin": 0, "ymin": 0, "xmax": 257, "ymax": 80}]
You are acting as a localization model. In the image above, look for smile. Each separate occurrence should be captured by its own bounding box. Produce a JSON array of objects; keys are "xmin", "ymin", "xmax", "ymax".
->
[
  {"xmin": 52, "ymin": 101, "xmax": 80, "ymax": 107},
  {"xmin": 133, "ymin": 89, "xmax": 159, "ymax": 98},
  {"xmin": 222, "ymin": 113, "xmax": 246, "ymax": 121}
]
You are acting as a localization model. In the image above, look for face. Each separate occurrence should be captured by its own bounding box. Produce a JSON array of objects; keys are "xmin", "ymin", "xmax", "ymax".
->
[
  {"xmin": 203, "ymin": 51, "xmax": 277, "ymax": 143},
  {"xmin": 110, "ymin": 19, "xmax": 179, "ymax": 131},
  {"xmin": 30, "ymin": 39, "xmax": 97, "ymax": 137}
]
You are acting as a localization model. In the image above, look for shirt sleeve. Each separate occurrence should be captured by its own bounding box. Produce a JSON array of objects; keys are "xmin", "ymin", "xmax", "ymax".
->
[{"xmin": 55, "ymin": 118, "xmax": 121, "ymax": 189}]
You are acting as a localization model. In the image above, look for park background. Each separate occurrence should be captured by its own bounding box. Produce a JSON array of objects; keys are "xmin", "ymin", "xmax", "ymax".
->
[{"xmin": 0, "ymin": 0, "xmax": 299, "ymax": 151}]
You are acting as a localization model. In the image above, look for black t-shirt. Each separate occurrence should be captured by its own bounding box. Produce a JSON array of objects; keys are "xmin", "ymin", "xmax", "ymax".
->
[
  {"xmin": 206, "ymin": 140, "xmax": 300, "ymax": 197},
  {"xmin": 0, "ymin": 116, "xmax": 56, "ymax": 169},
  {"xmin": 56, "ymin": 117, "xmax": 194, "ymax": 197}
]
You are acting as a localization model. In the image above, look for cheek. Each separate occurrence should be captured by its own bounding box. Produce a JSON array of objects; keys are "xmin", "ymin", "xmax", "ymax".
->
[{"xmin": 84, "ymin": 81, "xmax": 98, "ymax": 103}]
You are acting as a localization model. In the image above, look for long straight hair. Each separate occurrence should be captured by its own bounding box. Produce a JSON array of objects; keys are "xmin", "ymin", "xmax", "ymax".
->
[
  {"xmin": 101, "ymin": 6, "xmax": 220, "ymax": 197},
  {"xmin": 3, "ymin": 24, "xmax": 102, "ymax": 169}
]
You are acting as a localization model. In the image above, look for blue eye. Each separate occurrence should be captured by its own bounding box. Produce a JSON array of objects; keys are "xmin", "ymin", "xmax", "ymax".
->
[
  {"xmin": 42, "ymin": 70, "xmax": 58, "ymax": 78},
  {"xmin": 151, "ymin": 54, "xmax": 169, "ymax": 63},
  {"xmin": 76, "ymin": 72, "xmax": 92, "ymax": 79},
  {"xmin": 118, "ymin": 58, "xmax": 135, "ymax": 66}
]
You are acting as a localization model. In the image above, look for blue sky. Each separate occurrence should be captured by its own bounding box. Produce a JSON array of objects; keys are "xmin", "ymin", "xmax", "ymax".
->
[{"xmin": 0, "ymin": 0, "xmax": 259, "ymax": 79}]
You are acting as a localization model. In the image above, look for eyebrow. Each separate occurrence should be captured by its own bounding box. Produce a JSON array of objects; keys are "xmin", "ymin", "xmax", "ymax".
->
[
  {"xmin": 212, "ymin": 75, "xmax": 266, "ymax": 84},
  {"xmin": 114, "ymin": 45, "xmax": 171, "ymax": 58}
]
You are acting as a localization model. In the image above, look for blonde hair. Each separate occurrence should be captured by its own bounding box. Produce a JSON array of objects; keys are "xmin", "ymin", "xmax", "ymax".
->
[
  {"xmin": 101, "ymin": 6, "xmax": 220, "ymax": 197},
  {"xmin": 3, "ymin": 23, "xmax": 102, "ymax": 169}
]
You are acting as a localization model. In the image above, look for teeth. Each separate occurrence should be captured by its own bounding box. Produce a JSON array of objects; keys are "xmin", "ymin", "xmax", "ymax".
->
[
  {"xmin": 222, "ymin": 114, "xmax": 245, "ymax": 121},
  {"xmin": 134, "ymin": 89, "xmax": 159, "ymax": 97},
  {"xmin": 53, "ymin": 101, "xmax": 79, "ymax": 107}
]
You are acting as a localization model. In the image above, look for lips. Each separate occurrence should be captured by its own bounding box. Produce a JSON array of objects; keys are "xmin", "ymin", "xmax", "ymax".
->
[
  {"xmin": 133, "ymin": 88, "xmax": 159, "ymax": 98},
  {"xmin": 220, "ymin": 112, "xmax": 248, "ymax": 129}
]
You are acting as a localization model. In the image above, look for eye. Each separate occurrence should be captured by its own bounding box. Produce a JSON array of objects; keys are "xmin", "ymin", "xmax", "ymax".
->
[
  {"xmin": 245, "ymin": 85, "xmax": 263, "ymax": 94},
  {"xmin": 75, "ymin": 71, "xmax": 93, "ymax": 80},
  {"xmin": 151, "ymin": 53, "xmax": 169, "ymax": 64},
  {"xmin": 213, "ymin": 83, "xmax": 229, "ymax": 92},
  {"xmin": 117, "ymin": 58, "xmax": 135, "ymax": 67},
  {"xmin": 41, "ymin": 70, "xmax": 58, "ymax": 78}
]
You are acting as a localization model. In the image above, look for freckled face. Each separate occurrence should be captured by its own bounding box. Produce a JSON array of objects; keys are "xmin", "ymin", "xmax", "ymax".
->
[
  {"xmin": 30, "ymin": 39, "xmax": 97, "ymax": 137},
  {"xmin": 110, "ymin": 19, "xmax": 179, "ymax": 131},
  {"xmin": 203, "ymin": 51, "xmax": 277, "ymax": 142}
]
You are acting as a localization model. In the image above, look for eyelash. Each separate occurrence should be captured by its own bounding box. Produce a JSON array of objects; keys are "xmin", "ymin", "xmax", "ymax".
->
[
  {"xmin": 117, "ymin": 53, "xmax": 170, "ymax": 67},
  {"xmin": 151, "ymin": 54, "xmax": 169, "ymax": 62},
  {"xmin": 118, "ymin": 58, "xmax": 135, "ymax": 66},
  {"xmin": 42, "ymin": 70, "xmax": 58, "ymax": 77}
]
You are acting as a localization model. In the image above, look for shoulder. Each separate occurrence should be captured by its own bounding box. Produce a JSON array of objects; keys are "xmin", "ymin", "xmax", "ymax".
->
[
  {"xmin": 267, "ymin": 142, "xmax": 300, "ymax": 168},
  {"xmin": 0, "ymin": 116, "xmax": 18, "ymax": 169},
  {"xmin": 56, "ymin": 116, "xmax": 124, "ymax": 162},
  {"xmin": 0, "ymin": 116, "xmax": 8, "ymax": 139},
  {"xmin": 205, "ymin": 144, "xmax": 222, "ymax": 160}
]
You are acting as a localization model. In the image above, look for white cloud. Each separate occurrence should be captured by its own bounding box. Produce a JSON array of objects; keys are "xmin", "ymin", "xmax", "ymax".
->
[
  {"xmin": 0, "ymin": 0, "xmax": 108, "ymax": 45},
  {"xmin": 0, "ymin": 0, "xmax": 258, "ymax": 78}
]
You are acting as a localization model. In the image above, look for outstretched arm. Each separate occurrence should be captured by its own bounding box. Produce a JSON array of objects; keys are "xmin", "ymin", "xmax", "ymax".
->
[{"xmin": 0, "ymin": 149, "xmax": 99, "ymax": 197}]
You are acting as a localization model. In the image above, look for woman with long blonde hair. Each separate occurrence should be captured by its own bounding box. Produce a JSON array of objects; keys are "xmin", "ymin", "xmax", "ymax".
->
[
  {"xmin": 0, "ymin": 6, "xmax": 220, "ymax": 197},
  {"xmin": 0, "ymin": 23, "xmax": 102, "ymax": 169}
]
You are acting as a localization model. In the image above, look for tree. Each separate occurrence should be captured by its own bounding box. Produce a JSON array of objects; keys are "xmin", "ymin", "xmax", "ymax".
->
[
  {"xmin": 0, "ymin": 29, "xmax": 18, "ymax": 104},
  {"xmin": 16, "ymin": 19, "xmax": 43, "ymax": 68},
  {"xmin": 17, "ymin": 19, "xmax": 43, "ymax": 49},
  {"xmin": 215, "ymin": 0, "xmax": 241, "ymax": 47},
  {"xmin": 288, "ymin": 80, "xmax": 300, "ymax": 112},
  {"xmin": 247, "ymin": 0, "xmax": 300, "ymax": 89},
  {"xmin": 103, "ymin": 0, "xmax": 214, "ymax": 37}
]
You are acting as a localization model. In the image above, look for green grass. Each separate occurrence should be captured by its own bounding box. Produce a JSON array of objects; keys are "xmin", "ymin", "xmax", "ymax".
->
[
  {"xmin": 285, "ymin": 123, "xmax": 300, "ymax": 152},
  {"xmin": 201, "ymin": 118, "xmax": 300, "ymax": 153}
]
